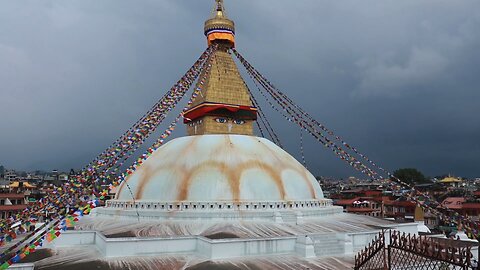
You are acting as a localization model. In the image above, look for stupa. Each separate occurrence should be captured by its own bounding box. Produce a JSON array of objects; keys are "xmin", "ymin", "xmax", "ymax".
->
[
  {"xmin": 25, "ymin": 1, "xmax": 418, "ymax": 269},
  {"xmin": 101, "ymin": 0, "xmax": 327, "ymax": 219}
]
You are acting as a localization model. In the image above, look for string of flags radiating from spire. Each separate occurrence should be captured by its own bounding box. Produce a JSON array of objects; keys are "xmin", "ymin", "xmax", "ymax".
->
[
  {"xmin": 0, "ymin": 46, "xmax": 218, "ymax": 268},
  {"xmin": 240, "ymin": 53, "xmax": 378, "ymax": 178},
  {"xmin": 243, "ymin": 79, "xmax": 283, "ymax": 148},
  {"xmin": 233, "ymin": 48, "xmax": 480, "ymax": 240},
  {"xmin": 116, "ymin": 48, "xmax": 216, "ymax": 185},
  {"xmin": 300, "ymin": 130, "xmax": 308, "ymax": 169},
  {"xmin": 0, "ymin": 46, "xmax": 207, "ymax": 238},
  {"xmin": 82, "ymin": 46, "xmax": 216, "ymax": 190}
]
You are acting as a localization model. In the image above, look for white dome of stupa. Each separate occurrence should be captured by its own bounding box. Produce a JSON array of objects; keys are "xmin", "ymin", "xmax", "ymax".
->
[{"xmin": 115, "ymin": 134, "xmax": 324, "ymax": 202}]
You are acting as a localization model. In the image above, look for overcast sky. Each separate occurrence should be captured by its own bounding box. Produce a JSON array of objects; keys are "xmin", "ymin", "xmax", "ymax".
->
[{"xmin": 1, "ymin": 0, "xmax": 479, "ymax": 178}]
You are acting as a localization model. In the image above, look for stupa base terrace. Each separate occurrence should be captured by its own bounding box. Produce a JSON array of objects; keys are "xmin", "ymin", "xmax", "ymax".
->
[
  {"xmin": 25, "ymin": 211, "xmax": 418, "ymax": 270},
  {"xmin": 97, "ymin": 199, "xmax": 338, "ymax": 222}
]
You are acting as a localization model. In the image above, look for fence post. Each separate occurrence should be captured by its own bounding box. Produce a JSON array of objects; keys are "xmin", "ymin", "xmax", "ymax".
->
[
  {"xmin": 387, "ymin": 245, "xmax": 391, "ymax": 270},
  {"xmin": 381, "ymin": 230, "xmax": 387, "ymax": 270},
  {"xmin": 387, "ymin": 230, "xmax": 392, "ymax": 270}
]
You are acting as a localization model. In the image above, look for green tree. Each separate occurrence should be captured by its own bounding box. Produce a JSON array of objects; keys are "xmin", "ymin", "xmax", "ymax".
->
[
  {"xmin": 0, "ymin": 165, "xmax": 4, "ymax": 177},
  {"xmin": 392, "ymin": 168, "xmax": 430, "ymax": 185}
]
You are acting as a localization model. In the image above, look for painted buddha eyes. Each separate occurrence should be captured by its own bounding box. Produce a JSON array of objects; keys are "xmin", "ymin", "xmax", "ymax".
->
[
  {"xmin": 215, "ymin": 117, "xmax": 228, "ymax": 124},
  {"xmin": 214, "ymin": 118, "xmax": 246, "ymax": 125},
  {"xmin": 234, "ymin": 119, "xmax": 245, "ymax": 125},
  {"xmin": 188, "ymin": 119, "xmax": 203, "ymax": 127}
]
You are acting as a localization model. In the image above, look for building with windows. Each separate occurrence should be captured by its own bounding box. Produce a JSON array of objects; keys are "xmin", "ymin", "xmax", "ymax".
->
[{"xmin": 0, "ymin": 193, "xmax": 28, "ymax": 219}]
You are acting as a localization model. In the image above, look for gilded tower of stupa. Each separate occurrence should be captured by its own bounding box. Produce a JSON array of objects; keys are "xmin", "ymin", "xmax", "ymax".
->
[
  {"xmin": 184, "ymin": 0, "xmax": 257, "ymax": 136},
  {"xmin": 185, "ymin": 0, "xmax": 257, "ymax": 135}
]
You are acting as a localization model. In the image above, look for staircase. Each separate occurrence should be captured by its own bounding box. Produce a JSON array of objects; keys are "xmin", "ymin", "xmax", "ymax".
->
[
  {"xmin": 280, "ymin": 211, "xmax": 297, "ymax": 223},
  {"xmin": 311, "ymin": 234, "xmax": 345, "ymax": 257}
]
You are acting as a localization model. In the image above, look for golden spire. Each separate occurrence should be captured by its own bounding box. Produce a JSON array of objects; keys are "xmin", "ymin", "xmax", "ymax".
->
[
  {"xmin": 204, "ymin": 0, "xmax": 235, "ymax": 47},
  {"xmin": 183, "ymin": 0, "xmax": 257, "ymax": 136},
  {"xmin": 214, "ymin": 0, "xmax": 226, "ymax": 17}
]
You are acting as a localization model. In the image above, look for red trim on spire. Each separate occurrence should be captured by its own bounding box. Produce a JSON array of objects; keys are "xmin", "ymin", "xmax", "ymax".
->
[{"xmin": 184, "ymin": 102, "xmax": 257, "ymax": 123}]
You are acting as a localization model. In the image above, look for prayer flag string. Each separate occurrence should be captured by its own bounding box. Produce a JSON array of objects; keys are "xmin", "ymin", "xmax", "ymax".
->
[
  {"xmin": 0, "ymin": 46, "xmax": 218, "ymax": 267},
  {"xmin": 233, "ymin": 48, "xmax": 480, "ymax": 239}
]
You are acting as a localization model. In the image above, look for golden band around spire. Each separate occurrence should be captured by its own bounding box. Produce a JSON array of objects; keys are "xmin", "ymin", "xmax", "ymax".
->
[{"xmin": 204, "ymin": 0, "xmax": 235, "ymax": 46}]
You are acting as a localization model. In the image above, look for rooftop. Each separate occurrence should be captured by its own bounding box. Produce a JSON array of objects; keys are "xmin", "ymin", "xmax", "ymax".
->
[
  {"xmin": 439, "ymin": 176, "xmax": 462, "ymax": 183},
  {"xmin": 0, "ymin": 193, "xmax": 25, "ymax": 199}
]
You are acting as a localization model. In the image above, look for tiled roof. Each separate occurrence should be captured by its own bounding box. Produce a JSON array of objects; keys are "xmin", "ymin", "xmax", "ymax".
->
[
  {"xmin": 384, "ymin": 200, "xmax": 415, "ymax": 207},
  {"xmin": 334, "ymin": 198, "xmax": 359, "ymax": 205},
  {"xmin": 0, "ymin": 205, "xmax": 27, "ymax": 211},
  {"xmin": 0, "ymin": 193, "xmax": 25, "ymax": 199},
  {"xmin": 459, "ymin": 203, "xmax": 480, "ymax": 209},
  {"xmin": 346, "ymin": 207, "xmax": 375, "ymax": 212}
]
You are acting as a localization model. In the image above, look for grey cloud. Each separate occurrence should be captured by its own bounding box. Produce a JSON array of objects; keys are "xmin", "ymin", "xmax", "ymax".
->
[
  {"xmin": 355, "ymin": 48, "xmax": 449, "ymax": 97},
  {"xmin": 0, "ymin": 0, "xmax": 479, "ymax": 178}
]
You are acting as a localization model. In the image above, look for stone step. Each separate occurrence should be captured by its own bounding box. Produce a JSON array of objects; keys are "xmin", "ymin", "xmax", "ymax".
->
[
  {"xmin": 317, "ymin": 243, "xmax": 343, "ymax": 247},
  {"xmin": 315, "ymin": 249, "xmax": 345, "ymax": 256},
  {"xmin": 312, "ymin": 236, "xmax": 345, "ymax": 257},
  {"xmin": 315, "ymin": 246, "xmax": 345, "ymax": 254},
  {"xmin": 310, "ymin": 236, "xmax": 340, "ymax": 242},
  {"xmin": 311, "ymin": 236, "xmax": 339, "ymax": 241},
  {"xmin": 315, "ymin": 246, "xmax": 344, "ymax": 251},
  {"xmin": 315, "ymin": 249, "xmax": 345, "ymax": 255},
  {"xmin": 280, "ymin": 212, "xmax": 297, "ymax": 223}
]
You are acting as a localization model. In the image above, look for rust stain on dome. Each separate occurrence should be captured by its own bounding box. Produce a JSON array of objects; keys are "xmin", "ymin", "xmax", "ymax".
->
[
  {"xmin": 116, "ymin": 135, "xmax": 324, "ymax": 202},
  {"xmin": 135, "ymin": 165, "xmax": 152, "ymax": 199},
  {"xmin": 296, "ymin": 165, "xmax": 316, "ymax": 198},
  {"xmin": 237, "ymin": 160, "xmax": 286, "ymax": 199}
]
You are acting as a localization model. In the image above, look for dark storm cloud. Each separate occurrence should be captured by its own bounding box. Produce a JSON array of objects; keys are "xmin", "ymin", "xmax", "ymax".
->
[{"xmin": 0, "ymin": 0, "xmax": 479, "ymax": 178}]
